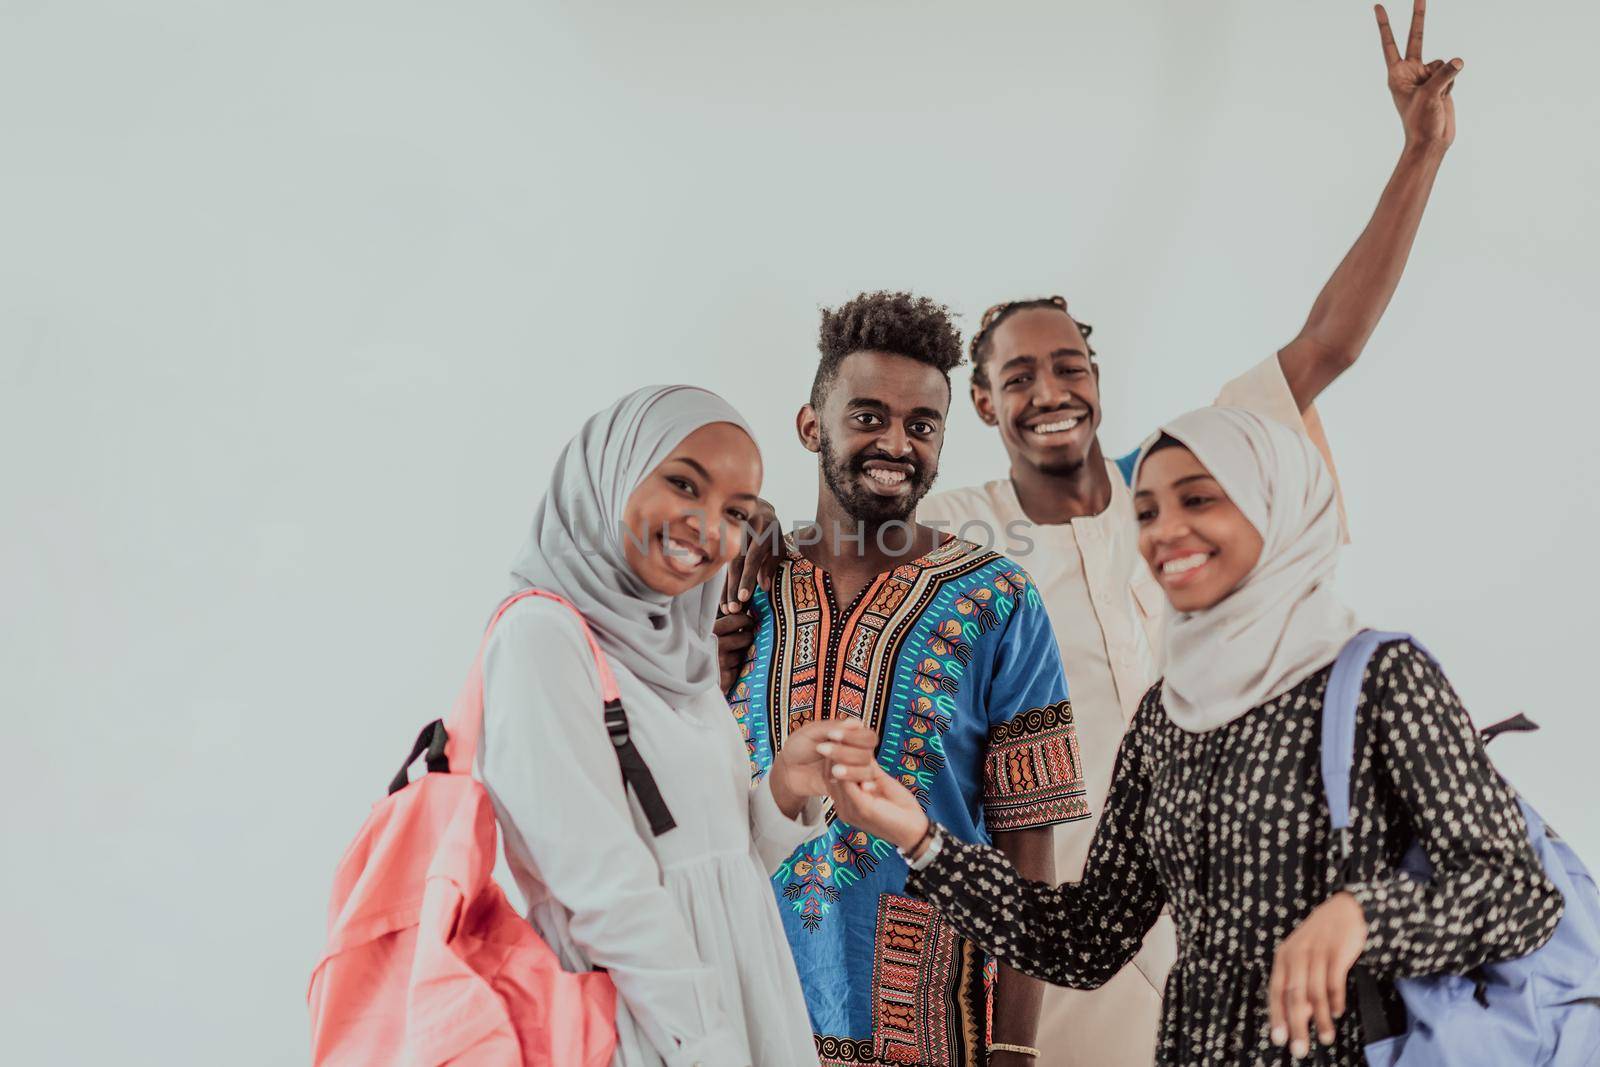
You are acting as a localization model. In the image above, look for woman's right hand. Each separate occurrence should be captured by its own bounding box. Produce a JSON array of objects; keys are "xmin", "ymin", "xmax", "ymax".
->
[{"xmin": 827, "ymin": 768, "xmax": 930, "ymax": 855}]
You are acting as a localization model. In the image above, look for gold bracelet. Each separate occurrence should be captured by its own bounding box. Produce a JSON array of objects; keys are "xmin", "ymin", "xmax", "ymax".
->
[{"xmin": 987, "ymin": 1043, "xmax": 1040, "ymax": 1058}]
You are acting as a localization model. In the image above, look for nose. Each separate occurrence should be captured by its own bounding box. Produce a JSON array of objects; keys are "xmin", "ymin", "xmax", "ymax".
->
[
  {"xmin": 1029, "ymin": 372, "xmax": 1075, "ymax": 411},
  {"xmin": 876, "ymin": 423, "xmax": 913, "ymax": 458},
  {"xmin": 1144, "ymin": 510, "xmax": 1192, "ymax": 551},
  {"xmin": 682, "ymin": 508, "xmax": 728, "ymax": 558}
]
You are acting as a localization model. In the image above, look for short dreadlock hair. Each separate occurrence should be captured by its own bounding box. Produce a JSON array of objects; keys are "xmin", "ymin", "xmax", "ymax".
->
[
  {"xmin": 810, "ymin": 291, "xmax": 965, "ymax": 409},
  {"xmin": 968, "ymin": 296, "xmax": 1096, "ymax": 387}
]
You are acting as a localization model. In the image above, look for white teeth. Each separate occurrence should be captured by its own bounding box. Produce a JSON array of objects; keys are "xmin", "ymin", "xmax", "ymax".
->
[
  {"xmin": 663, "ymin": 537, "xmax": 706, "ymax": 565},
  {"xmin": 1161, "ymin": 553, "xmax": 1210, "ymax": 576},
  {"xmin": 865, "ymin": 468, "xmax": 908, "ymax": 486},
  {"xmin": 1031, "ymin": 417, "xmax": 1081, "ymax": 435}
]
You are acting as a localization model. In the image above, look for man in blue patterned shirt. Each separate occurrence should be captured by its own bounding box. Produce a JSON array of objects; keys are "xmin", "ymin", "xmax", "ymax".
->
[{"xmin": 723, "ymin": 291, "xmax": 1089, "ymax": 1067}]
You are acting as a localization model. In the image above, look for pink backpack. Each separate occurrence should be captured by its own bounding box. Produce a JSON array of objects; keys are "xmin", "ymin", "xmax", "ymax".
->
[{"xmin": 308, "ymin": 589, "xmax": 675, "ymax": 1066}]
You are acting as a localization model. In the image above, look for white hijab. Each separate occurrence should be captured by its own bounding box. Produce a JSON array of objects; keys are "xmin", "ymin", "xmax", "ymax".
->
[
  {"xmin": 509, "ymin": 385, "xmax": 755, "ymax": 706},
  {"xmin": 1134, "ymin": 406, "xmax": 1361, "ymax": 733}
]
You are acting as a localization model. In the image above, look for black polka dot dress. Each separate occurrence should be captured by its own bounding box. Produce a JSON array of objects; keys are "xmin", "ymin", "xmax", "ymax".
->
[{"xmin": 905, "ymin": 640, "xmax": 1563, "ymax": 1066}]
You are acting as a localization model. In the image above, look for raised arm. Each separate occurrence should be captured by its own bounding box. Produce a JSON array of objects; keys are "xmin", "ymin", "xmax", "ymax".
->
[{"xmin": 1277, "ymin": 0, "xmax": 1463, "ymax": 411}]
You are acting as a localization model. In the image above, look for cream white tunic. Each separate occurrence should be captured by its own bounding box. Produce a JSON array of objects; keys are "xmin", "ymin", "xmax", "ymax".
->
[{"xmin": 478, "ymin": 595, "xmax": 824, "ymax": 1067}]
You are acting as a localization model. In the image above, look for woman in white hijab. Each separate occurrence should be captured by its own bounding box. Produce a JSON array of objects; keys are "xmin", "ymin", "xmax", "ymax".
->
[
  {"xmin": 825, "ymin": 406, "xmax": 1561, "ymax": 1067},
  {"xmin": 481, "ymin": 385, "xmax": 877, "ymax": 1067}
]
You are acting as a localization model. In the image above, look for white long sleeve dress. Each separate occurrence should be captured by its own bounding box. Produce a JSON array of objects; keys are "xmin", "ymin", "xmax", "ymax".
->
[{"xmin": 477, "ymin": 595, "xmax": 823, "ymax": 1067}]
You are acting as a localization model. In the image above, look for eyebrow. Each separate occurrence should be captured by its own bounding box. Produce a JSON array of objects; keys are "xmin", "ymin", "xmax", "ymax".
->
[
  {"xmin": 846, "ymin": 398, "xmax": 944, "ymax": 422},
  {"xmin": 668, "ymin": 456, "xmax": 759, "ymax": 501},
  {"xmin": 673, "ymin": 457, "xmax": 713, "ymax": 480},
  {"xmin": 996, "ymin": 348, "xmax": 1089, "ymax": 375},
  {"xmin": 1133, "ymin": 473, "xmax": 1219, "ymax": 498}
]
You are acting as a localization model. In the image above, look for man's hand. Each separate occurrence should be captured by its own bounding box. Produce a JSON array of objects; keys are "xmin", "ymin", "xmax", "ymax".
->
[
  {"xmin": 1274, "ymin": 0, "xmax": 1463, "ymax": 410},
  {"xmin": 714, "ymin": 610, "xmax": 757, "ymax": 694},
  {"xmin": 722, "ymin": 496, "xmax": 782, "ymax": 614},
  {"xmin": 1376, "ymin": 0, "xmax": 1463, "ymax": 151}
]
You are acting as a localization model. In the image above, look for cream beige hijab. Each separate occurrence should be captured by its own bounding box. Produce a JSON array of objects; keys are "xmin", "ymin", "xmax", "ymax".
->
[{"xmin": 1134, "ymin": 406, "xmax": 1362, "ymax": 733}]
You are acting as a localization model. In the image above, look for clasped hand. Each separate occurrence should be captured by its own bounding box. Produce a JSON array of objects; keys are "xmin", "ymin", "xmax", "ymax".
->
[{"xmin": 767, "ymin": 718, "xmax": 879, "ymax": 819}]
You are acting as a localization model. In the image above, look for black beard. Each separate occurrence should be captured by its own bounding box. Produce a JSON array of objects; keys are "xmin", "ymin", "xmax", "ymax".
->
[
  {"xmin": 1034, "ymin": 453, "xmax": 1091, "ymax": 478},
  {"xmin": 819, "ymin": 429, "xmax": 936, "ymax": 524},
  {"xmin": 1018, "ymin": 409, "xmax": 1098, "ymax": 478}
]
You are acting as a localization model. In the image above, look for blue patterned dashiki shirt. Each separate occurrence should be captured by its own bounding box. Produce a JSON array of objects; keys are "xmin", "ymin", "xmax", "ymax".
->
[{"xmin": 726, "ymin": 533, "xmax": 1090, "ymax": 1067}]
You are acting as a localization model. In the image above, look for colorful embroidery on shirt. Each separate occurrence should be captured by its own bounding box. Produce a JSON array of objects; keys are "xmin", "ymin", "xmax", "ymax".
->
[
  {"xmin": 814, "ymin": 1035, "xmax": 879, "ymax": 1065},
  {"xmin": 870, "ymin": 893, "xmax": 960, "ymax": 1065},
  {"xmin": 758, "ymin": 538, "xmax": 1046, "ymax": 930},
  {"xmin": 731, "ymin": 534, "xmax": 1077, "ymax": 1060},
  {"xmin": 815, "ymin": 909, "xmax": 988, "ymax": 1067},
  {"xmin": 982, "ymin": 699, "xmax": 1090, "ymax": 831}
]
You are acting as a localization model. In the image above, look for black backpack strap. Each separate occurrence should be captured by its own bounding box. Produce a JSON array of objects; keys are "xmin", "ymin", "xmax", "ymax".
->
[
  {"xmin": 388, "ymin": 719, "xmax": 450, "ymax": 795},
  {"xmin": 1481, "ymin": 712, "xmax": 1539, "ymax": 746},
  {"xmin": 1350, "ymin": 964, "xmax": 1406, "ymax": 1043},
  {"xmin": 428, "ymin": 587, "xmax": 678, "ymax": 835},
  {"xmin": 604, "ymin": 699, "xmax": 677, "ymax": 836}
]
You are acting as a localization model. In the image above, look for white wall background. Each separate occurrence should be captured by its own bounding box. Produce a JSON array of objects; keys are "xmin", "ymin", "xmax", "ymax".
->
[{"xmin": 3, "ymin": 1, "xmax": 1595, "ymax": 1063}]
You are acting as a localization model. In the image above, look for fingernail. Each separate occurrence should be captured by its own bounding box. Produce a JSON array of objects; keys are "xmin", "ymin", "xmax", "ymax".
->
[
  {"xmin": 817, "ymin": 743, "xmax": 834, "ymax": 757},
  {"xmin": 832, "ymin": 764, "xmax": 848, "ymax": 777},
  {"xmin": 827, "ymin": 730, "xmax": 844, "ymax": 741},
  {"xmin": 1320, "ymin": 1030, "xmax": 1334, "ymax": 1044},
  {"xmin": 739, "ymin": 587, "xmax": 749, "ymax": 600},
  {"xmin": 1451, "ymin": 57, "xmax": 1463, "ymax": 69},
  {"xmin": 1291, "ymin": 1039, "xmax": 1308, "ymax": 1059},
  {"xmin": 1270, "ymin": 1027, "xmax": 1287, "ymax": 1046}
]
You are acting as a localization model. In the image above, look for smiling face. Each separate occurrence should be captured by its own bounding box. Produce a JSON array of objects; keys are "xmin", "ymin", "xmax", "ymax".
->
[
  {"xmin": 1134, "ymin": 443, "xmax": 1263, "ymax": 613},
  {"xmin": 620, "ymin": 422, "xmax": 763, "ymax": 597},
  {"xmin": 799, "ymin": 349, "xmax": 947, "ymax": 524},
  {"xmin": 972, "ymin": 306, "xmax": 1102, "ymax": 475}
]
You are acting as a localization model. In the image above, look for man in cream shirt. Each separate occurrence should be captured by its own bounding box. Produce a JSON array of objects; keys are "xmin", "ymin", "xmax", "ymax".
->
[{"xmin": 916, "ymin": 6, "xmax": 1461, "ymax": 1058}]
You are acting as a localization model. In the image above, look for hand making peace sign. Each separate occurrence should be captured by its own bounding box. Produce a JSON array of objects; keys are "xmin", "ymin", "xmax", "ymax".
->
[{"xmin": 1375, "ymin": 0, "xmax": 1464, "ymax": 149}]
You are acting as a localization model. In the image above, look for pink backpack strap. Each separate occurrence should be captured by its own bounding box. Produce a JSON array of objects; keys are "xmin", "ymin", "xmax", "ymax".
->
[
  {"xmin": 439, "ymin": 588, "xmax": 677, "ymax": 837},
  {"xmin": 446, "ymin": 589, "xmax": 617, "ymax": 771}
]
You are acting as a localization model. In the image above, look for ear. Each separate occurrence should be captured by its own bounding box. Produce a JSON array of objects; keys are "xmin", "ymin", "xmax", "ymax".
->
[
  {"xmin": 796, "ymin": 404, "xmax": 822, "ymax": 454},
  {"xmin": 970, "ymin": 378, "xmax": 999, "ymax": 427}
]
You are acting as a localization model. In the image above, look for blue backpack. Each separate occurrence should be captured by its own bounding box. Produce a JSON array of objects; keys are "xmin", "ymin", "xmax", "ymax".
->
[{"xmin": 1321, "ymin": 631, "xmax": 1600, "ymax": 1066}]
